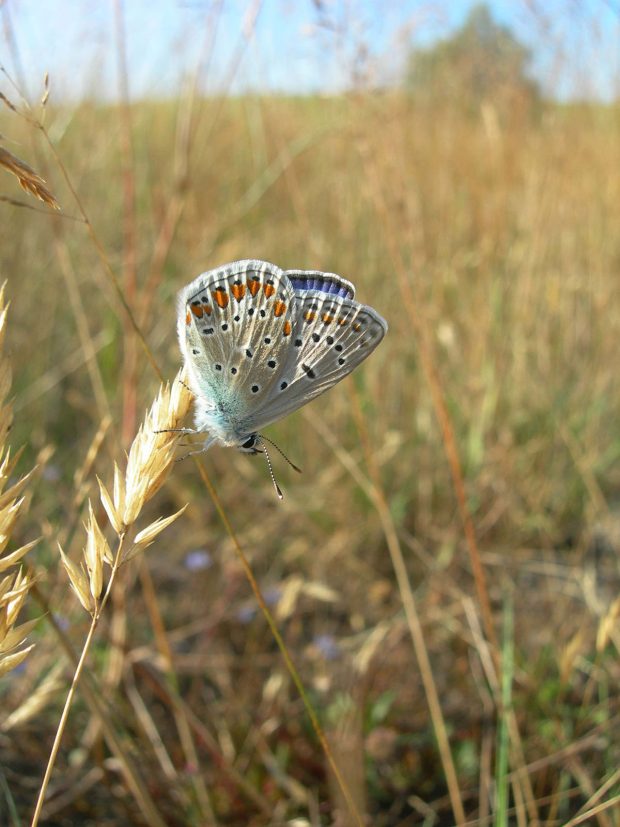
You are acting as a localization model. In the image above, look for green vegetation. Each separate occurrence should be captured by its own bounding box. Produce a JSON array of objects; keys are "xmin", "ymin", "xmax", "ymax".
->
[{"xmin": 406, "ymin": 4, "xmax": 540, "ymax": 115}]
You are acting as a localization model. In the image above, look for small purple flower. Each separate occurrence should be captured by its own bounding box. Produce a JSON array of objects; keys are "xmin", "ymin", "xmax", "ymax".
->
[
  {"xmin": 314, "ymin": 634, "xmax": 341, "ymax": 661},
  {"xmin": 42, "ymin": 465, "xmax": 62, "ymax": 483},
  {"xmin": 11, "ymin": 658, "xmax": 28, "ymax": 675},
  {"xmin": 263, "ymin": 585, "xmax": 282, "ymax": 606},
  {"xmin": 236, "ymin": 604, "xmax": 257, "ymax": 623},
  {"xmin": 53, "ymin": 614, "xmax": 70, "ymax": 632},
  {"xmin": 183, "ymin": 549, "xmax": 212, "ymax": 572}
]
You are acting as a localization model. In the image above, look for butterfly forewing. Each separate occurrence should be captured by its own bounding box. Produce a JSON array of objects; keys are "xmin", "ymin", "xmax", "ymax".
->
[
  {"xmin": 179, "ymin": 260, "xmax": 297, "ymax": 415},
  {"xmin": 246, "ymin": 291, "xmax": 387, "ymax": 432}
]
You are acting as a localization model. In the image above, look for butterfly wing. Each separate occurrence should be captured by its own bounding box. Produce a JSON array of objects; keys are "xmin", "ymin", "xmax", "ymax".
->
[
  {"xmin": 245, "ymin": 286, "xmax": 387, "ymax": 432},
  {"xmin": 178, "ymin": 260, "xmax": 298, "ymax": 440},
  {"xmin": 284, "ymin": 268, "xmax": 356, "ymax": 300}
]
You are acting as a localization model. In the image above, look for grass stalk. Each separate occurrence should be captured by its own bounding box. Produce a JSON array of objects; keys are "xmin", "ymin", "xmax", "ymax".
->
[
  {"xmin": 31, "ymin": 534, "xmax": 127, "ymax": 827},
  {"xmin": 196, "ymin": 461, "xmax": 367, "ymax": 827},
  {"xmin": 495, "ymin": 590, "xmax": 513, "ymax": 827}
]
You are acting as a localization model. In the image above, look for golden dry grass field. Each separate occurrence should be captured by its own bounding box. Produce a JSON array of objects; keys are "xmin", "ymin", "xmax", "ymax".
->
[{"xmin": 1, "ymin": 46, "xmax": 620, "ymax": 827}]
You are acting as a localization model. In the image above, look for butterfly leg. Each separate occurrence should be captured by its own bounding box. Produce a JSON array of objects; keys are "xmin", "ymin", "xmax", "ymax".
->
[
  {"xmin": 154, "ymin": 427, "xmax": 198, "ymax": 435},
  {"xmin": 174, "ymin": 434, "xmax": 218, "ymax": 462}
]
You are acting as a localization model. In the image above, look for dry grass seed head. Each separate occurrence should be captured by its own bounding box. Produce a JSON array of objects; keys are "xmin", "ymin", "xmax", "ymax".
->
[
  {"xmin": 63, "ymin": 374, "xmax": 191, "ymax": 606},
  {"xmin": 121, "ymin": 372, "xmax": 192, "ymax": 527},
  {"xmin": 0, "ymin": 286, "xmax": 37, "ymax": 675},
  {"xmin": 0, "ymin": 145, "xmax": 60, "ymax": 209},
  {"xmin": 58, "ymin": 543, "xmax": 94, "ymax": 614},
  {"xmin": 84, "ymin": 501, "xmax": 106, "ymax": 598},
  {"xmin": 0, "ymin": 569, "xmax": 36, "ymax": 674}
]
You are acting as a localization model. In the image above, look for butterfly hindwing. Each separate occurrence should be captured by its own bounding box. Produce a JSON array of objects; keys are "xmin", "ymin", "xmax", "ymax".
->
[
  {"xmin": 246, "ymin": 290, "xmax": 387, "ymax": 432},
  {"xmin": 284, "ymin": 268, "xmax": 356, "ymax": 301}
]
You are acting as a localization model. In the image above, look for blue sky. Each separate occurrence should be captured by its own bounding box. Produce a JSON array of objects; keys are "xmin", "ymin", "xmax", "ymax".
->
[{"xmin": 1, "ymin": 1, "xmax": 618, "ymax": 102}]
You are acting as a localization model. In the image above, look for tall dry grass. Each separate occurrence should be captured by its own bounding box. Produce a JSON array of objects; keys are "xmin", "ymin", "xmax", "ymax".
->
[
  {"xmin": 0, "ymin": 286, "xmax": 37, "ymax": 682},
  {"xmin": 0, "ymin": 46, "xmax": 619, "ymax": 827}
]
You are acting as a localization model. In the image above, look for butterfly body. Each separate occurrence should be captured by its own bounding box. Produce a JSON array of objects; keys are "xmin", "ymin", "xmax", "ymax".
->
[{"xmin": 178, "ymin": 259, "xmax": 387, "ymax": 453}]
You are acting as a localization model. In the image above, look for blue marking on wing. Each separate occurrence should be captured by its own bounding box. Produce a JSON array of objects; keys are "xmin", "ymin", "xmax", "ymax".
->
[{"xmin": 290, "ymin": 276, "xmax": 353, "ymax": 299}]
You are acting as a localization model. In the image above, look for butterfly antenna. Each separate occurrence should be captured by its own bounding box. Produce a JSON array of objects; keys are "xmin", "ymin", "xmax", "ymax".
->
[
  {"xmin": 258, "ymin": 439, "xmax": 284, "ymax": 500},
  {"xmin": 258, "ymin": 434, "xmax": 303, "ymax": 474}
]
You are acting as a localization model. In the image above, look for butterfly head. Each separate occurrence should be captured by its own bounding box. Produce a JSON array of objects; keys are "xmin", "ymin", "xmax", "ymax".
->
[{"xmin": 238, "ymin": 433, "xmax": 262, "ymax": 454}]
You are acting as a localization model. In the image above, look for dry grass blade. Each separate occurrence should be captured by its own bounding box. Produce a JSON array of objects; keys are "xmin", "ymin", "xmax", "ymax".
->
[
  {"xmin": 0, "ymin": 284, "xmax": 37, "ymax": 677},
  {"xmin": 0, "ymin": 145, "xmax": 60, "ymax": 209},
  {"xmin": 0, "ymin": 91, "xmax": 18, "ymax": 112}
]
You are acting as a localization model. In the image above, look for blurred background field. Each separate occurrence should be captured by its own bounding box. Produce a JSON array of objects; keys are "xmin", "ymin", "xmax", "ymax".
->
[{"xmin": 1, "ymin": 2, "xmax": 620, "ymax": 825}]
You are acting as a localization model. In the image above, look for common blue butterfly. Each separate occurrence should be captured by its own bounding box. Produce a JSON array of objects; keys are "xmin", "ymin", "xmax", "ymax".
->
[{"xmin": 178, "ymin": 260, "xmax": 387, "ymax": 490}]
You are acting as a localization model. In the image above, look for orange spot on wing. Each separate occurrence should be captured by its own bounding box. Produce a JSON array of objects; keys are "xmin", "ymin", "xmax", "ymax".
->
[
  {"xmin": 203, "ymin": 304, "xmax": 212, "ymax": 315},
  {"xmin": 322, "ymin": 313, "xmax": 334, "ymax": 324},
  {"xmin": 273, "ymin": 300, "xmax": 286, "ymax": 317},
  {"xmin": 212, "ymin": 288, "xmax": 229, "ymax": 309},
  {"xmin": 263, "ymin": 283, "xmax": 276, "ymax": 298},
  {"xmin": 304, "ymin": 310, "xmax": 316, "ymax": 322},
  {"xmin": 283, "ymin": 320, "xmax": 292, "ymax": 336},
  {"xmin": 337, "ymin": 317, "xmax": 347, "ymax": 326},
  {"xmin": 352, "ymin": 322, "xmax": 361, "ymax": 332},
  {"xmin": 186, "ymin": 310, "xmax": 191, "ymax": 325},
  {"xmin": 191, "ymin": 304, "xmax": 204, "ymax": 318},
  {"xmin": 230, "ymin": 283, "xmax": 246, "ymax": 301},
  {"xmin": 247, "ymin": 278, "xmax": 261, "ymax": 297}
]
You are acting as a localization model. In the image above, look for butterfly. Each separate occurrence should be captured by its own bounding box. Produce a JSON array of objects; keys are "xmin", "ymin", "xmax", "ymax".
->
[{"xmin": 177, "ymin": 259, "xmax": 387, "ymax": 493}]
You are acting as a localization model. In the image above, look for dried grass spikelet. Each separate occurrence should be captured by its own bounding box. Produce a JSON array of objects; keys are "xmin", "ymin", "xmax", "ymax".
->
[
  {"xmin": 98, "ymin": 372, "xmax": 192, "ymax": 534},
  {"xmin": 0, "ymin": 145, "xmax": 60, "ymax": 210},
  {"xmin": 0, "ymin": 285, "xmax": 38, "ymax": 676},
  {"xmin": 61, "ymin": 373, "xmax": 192, "ymax": 613}
]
